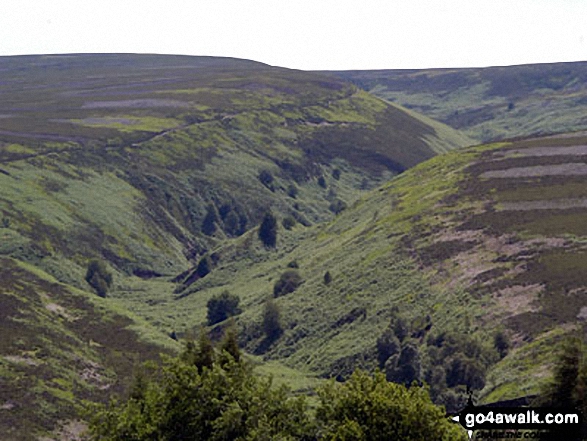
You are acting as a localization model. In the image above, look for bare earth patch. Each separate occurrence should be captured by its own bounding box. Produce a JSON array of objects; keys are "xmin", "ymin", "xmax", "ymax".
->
[
  {"xmin": 3, "ymin": 355, "xmax": 39, "ymax": 366},
  {"xmin": 494, "ymin": 284, "xmax": 543, "ymax": 315}
]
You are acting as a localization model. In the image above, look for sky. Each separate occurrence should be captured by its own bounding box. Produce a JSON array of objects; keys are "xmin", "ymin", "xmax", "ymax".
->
[{"xmin": 1, "ymin": 0, "xmax": 586, "ymax": 70}]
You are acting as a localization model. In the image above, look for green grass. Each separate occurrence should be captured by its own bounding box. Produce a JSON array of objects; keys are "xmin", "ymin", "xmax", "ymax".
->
[{"xmin": 331, "ymin": 62, "xmax": 587, "ymax": 142}]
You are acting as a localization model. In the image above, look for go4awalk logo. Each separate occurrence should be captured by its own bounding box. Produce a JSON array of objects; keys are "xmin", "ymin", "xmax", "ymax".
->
[{"xmin": 450, "ymin": 398, "xmax": 581, "ymax": 439}]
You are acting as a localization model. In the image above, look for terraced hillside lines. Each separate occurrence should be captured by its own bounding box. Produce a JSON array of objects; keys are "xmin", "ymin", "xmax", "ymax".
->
[
  {"xmin": 0, "ymin": 257, "xmax": 176, "ymax": 440},
  {"xmin": 329, "ymin": 61, "xmax": 587, "ymax": 142}
]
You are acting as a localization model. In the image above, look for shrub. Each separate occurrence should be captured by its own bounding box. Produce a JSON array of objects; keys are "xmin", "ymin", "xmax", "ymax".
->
[
  {"xmin": 494, "ymin": 330, "xmax": 510, "ymax": 359},
  {"xmin": 207, "ymin": 291, "xmax": 242, "ymax": 325},
  {"xmin": 317, "ymin": 176, "xmax": 327, "ymax": 188},
  {"xmin": 323, "ymin": 270, "xmax": 332, "ymax": 285},
  {"xmin": 196, "ymin": 255, "xmax": 212, "ymax": 278},
  {"xmin": 273, "ymin": 270, "xmax": 303, "ymax": 297},
  {"xmin": 201, "ymin": 203, "xmax": 219, "ymax": 236},
  {"xmin": 287, "ymin": 184, "xmax": 298, "ymax": 198},
  {"xmin": 329, "ymin": 199, "xmax": 347, "ymax": 215},
  {"xmin": 85, "ymin": 260, "xmax": 112, "ymax": 298},
  {"xmin": 332, "ymin": 168, "xmax": 341, "ymax": 180},
  {"xmin": 259, "ymin": 211, "xmax": 277, "ymax": 248},
  {"xmin": 258, "ymin": 169, "xmax": 274, "ymax": 191},
  {"xmin": 287, "ymin": 260, "xmax": 299, "ymax": 269},
  {"xmin": 282, "ymin": 216, "xmax": 296, "ymax": 230}
]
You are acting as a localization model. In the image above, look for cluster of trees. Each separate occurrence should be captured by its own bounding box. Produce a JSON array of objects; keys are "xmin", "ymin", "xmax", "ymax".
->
[
  {"xmin": 87, "ymin": 330, "xmax": 467, "ymax": 440},
  {"xmin": 376, "ymin": 309, "xmax": 501, "ymax": 413},
  {"xmin": 201, "ymin": 202, "xmax": 248, "ymax": 238}
]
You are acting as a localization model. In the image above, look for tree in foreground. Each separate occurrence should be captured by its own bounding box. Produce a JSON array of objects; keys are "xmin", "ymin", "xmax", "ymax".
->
[
  {"xmin": 87, "ymin": 335, "xmax": 313, "ymax": 440},
  {"xmin": 316, "ymin": 370, "xmax": 467, "ymax": 441}
]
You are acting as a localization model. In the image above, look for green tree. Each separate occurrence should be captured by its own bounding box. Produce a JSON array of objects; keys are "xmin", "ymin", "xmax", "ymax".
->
[
  {"xmin": 201, "ymin": 203, "xmax": 219, "ymax": 236},
  {"xmin": 219, "ymin": 324, "xmax": 241, "ymax": 364},
  {"xmin": 534, "ymin": 337, "xmax": 587, "ymax": 440},
  {"xmin": 376, "ymin": 328, "xmax": 401, "ymax": 367},
  {"xmin": 323, "ymin": 270, "xmax": 332, "ymax": 285},
  {"xmin": 315, "ymin": 370, "xmax": 467, "ymax": 440},
  {"xmin": 494, "ymin": 330, "xmax": 510, "ymax": 359},
  {"xmin": 88, "ymin": 345, "xmax": 313, "ymax": 440},
  {"xmin": 206, "ymin": 291, "xmax": 242, "ymax": 325},
  {"xmin": 259, "ymin": 211, "xmax": 277, "ymax": 248},
  {"xmin": 196, "ymin": 255, "xmax": 212, "ymax": 278},
  {"xmin": 85, "ymin": 260, "xmax": 113, "ymax": 298},
  {"xmin": 263, "ymin": 298, "xmax": 283, "ymax": 342}
]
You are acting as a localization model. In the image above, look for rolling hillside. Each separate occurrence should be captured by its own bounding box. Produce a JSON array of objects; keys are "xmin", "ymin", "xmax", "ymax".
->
[
  {"xmin": 330, "ymin": 61, "xmax": 587, "ymax": 142},
  {"xmin": 188, "ymin": 130, "xmax": 587, "ymax": 410},
  {"xmin": 0, "ymin": 54, "xmax": 472, "ymax": 438}
]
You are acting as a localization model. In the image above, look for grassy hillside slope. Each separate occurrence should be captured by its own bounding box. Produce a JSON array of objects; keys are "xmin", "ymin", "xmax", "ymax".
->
[
  {"xmin": 0, "ymin": 54, "xmax": 472, "ymax": 437},
  {"xmin": 183, "ymin": 130, "xmax": 587, "ymax": 408},
  {"xmin": 0, "ymin": 54, "xmax": 472, "ymax": 280},
  {"xmin": 329, "ymin": 61, "xmax": 587, "ymax": 142},
  {"xmin": 0, "ymin": 256, "xmax": 177, "ymax": 440}
]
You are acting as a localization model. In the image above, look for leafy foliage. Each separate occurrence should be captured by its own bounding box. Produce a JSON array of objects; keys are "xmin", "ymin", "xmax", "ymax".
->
[
  {"xmin": 273, "ymin": 270, "xmax": 303, "ymax": 297},
  {"xmin": 315, "ymin": 370, "xmax": 467, "ymax": 440},
  {"xmin": 87, "ymin": 340, "xmax": 313, "ymax": 440},
  {"xmin": 262, "ymin": 298, "xmax": 283, "ymax": 342},
  {"xmin": 258, "ymin": 211, "xmax": 277, "ymax": 248},
  {"xmin": 206, "ymin": 291, "xmax": 242, "ymax": 325},
  {"xmin": 85, "ymin": 260, "xmax": 113, "ymax": 298}
]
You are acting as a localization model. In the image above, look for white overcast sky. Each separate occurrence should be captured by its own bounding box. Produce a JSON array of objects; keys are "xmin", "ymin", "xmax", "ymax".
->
[{"xmin": 1, "ymin": 0, "xmax": 586, "ymax": 70}]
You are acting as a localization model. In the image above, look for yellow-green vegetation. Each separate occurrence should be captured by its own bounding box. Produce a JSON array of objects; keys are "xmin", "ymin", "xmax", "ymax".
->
[
  {"xmin": 333, "ymin": 62, "xmax": 587, "ymax": 142},
  {"xmin": 0, "ymin": 54, "xmax": 475, "ymax": 437}
]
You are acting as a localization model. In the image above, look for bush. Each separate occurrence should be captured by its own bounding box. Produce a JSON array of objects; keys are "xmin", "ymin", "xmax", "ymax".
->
[
  {"xmin": 287, "ymin": 184, "xmax": 298, "ymax": 198},
  {"xmin": 317, "ymin": 176, "xmax": 327, "ymax": 188},
  {"xmin": 196, "ymin": 255, "xmax": 212, "ymax": 278},
  {"xmin": 282, "ymin": 216, "xmax": 296, "ymax": 230},
  {"xmin": 258, "ymin": 211, "xmax": 277, "ymax": 248},
  {"xmin": 332, "ymin": 168, "xmax": 341, "ymax": 180},
  {"xmin": 494, "ymin": 330, "xmax": 510, "ymax": 359},
  {"xmin": 323, "ymin": 270, "xmax": 332, "ymax": 285},
  {"xmin": 206, "ymin": 291, "xmax": 242, "ymax": 325},
  {"xmin": 258, "ymin": 169, "xmax": 274, "ymax": 191},
  {"xmin": 85, "ymin": 260, "xmax": 112, "ymax": 298},
  {"xmin": 201, "ymin": 203, "xmax": 219, "ymax": 236},
  {"xmin": 273, "ymin": 270, "xmax": 303, "ymax": 297},
  {"xmin": 329, "ymin": 199, "xmax": 347, "ymax": 215}
]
